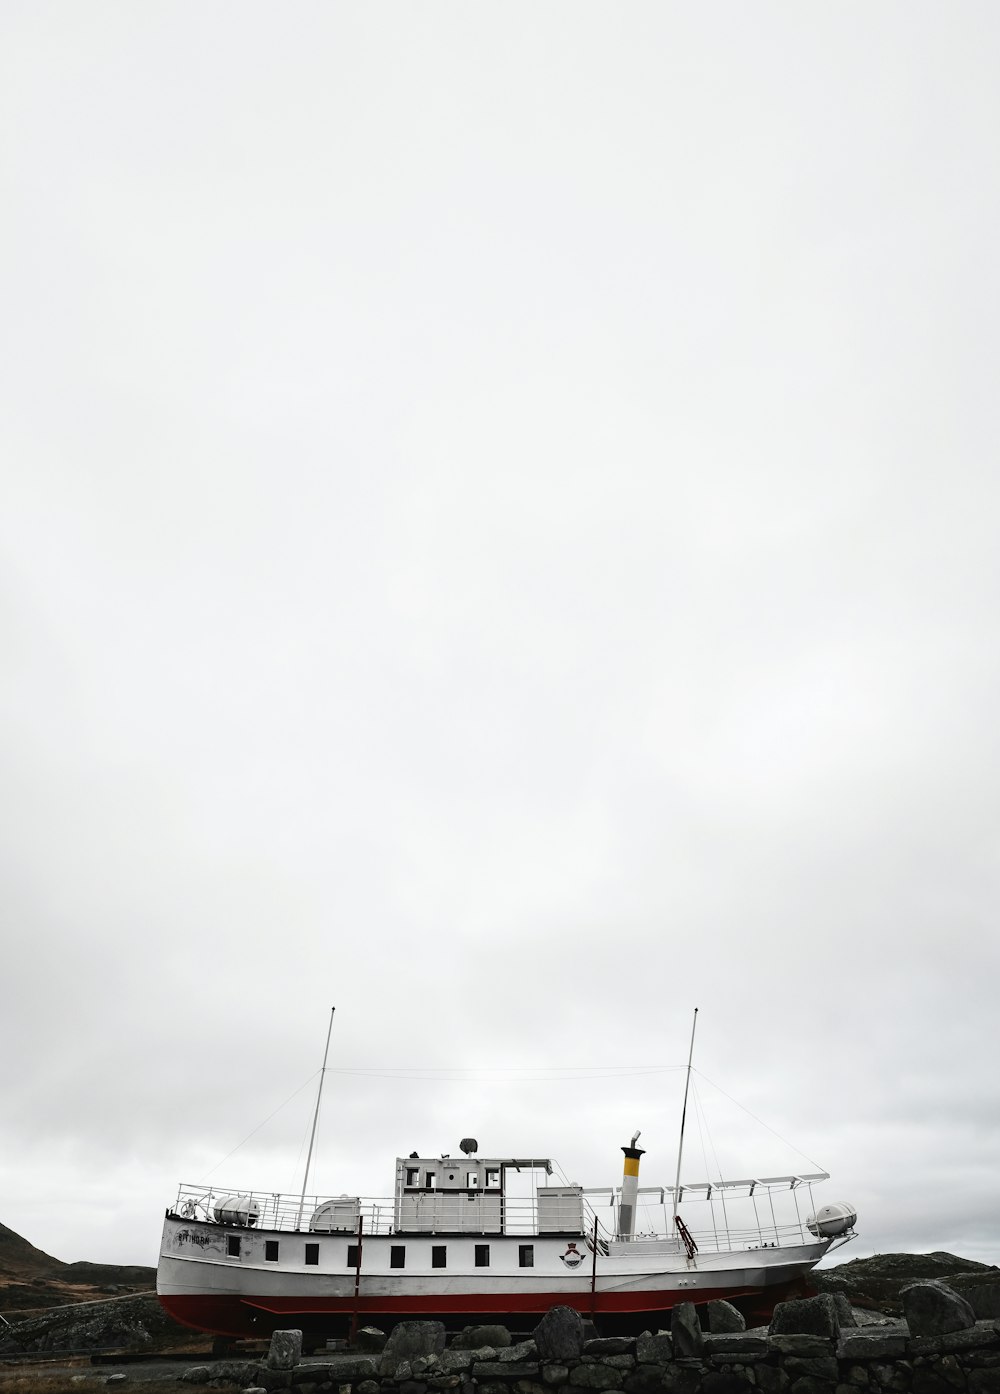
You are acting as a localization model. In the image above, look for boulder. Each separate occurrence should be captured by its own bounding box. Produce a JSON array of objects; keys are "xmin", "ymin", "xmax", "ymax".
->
[
  {"xmin": 356, "ymin": 1326, "xmax": 387, "ymax": 1351},
  {"xmin": 670, "ymin": 1303, "xmax": 704, "ymax": 1358},
  {"xmin": 635, "ymin": 1333, "xmax": 674, "ymax": 1364},
  {"xmin": 902, "ymin": 1283, "xmax": 976, "ymax": 1338},
  {"xmin": 266, "ymin": 1329, "xmax": 302, "ymax": 1371},
  {"xmin": 770, "ymin": 1295, "xmax": 840, "ymax": 1338},
  {"xmin": 534, "ymin": 1306, "xmax": 587, "ymax": 1360},
  {"xmin": 708, "ymin": 1301, "xmax": 746, "ymax": 1334},
  {"xmin": 451, "ymin": 1325, "xmax": 512, "ymax": 1350},
  {"xmin": 380, "ymin": 1321, "xmax": 448, "ymax": 1374}
]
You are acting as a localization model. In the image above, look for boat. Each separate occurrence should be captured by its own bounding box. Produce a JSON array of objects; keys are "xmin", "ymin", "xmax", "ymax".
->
[{"xmin": 156, "ymin": 1012, "xmax": 857, "ymax": 1339}]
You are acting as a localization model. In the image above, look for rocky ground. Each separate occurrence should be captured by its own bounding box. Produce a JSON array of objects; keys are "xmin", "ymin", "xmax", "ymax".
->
[{"xmin": 812, "ymin": 1252, "xmax": 1000, "ymax": 1316}]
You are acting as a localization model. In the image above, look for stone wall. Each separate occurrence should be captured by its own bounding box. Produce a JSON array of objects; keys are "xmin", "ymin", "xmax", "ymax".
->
[{"xmin": 179, "ymin": 1287, "xmax": 1000, "ymax": 1394}]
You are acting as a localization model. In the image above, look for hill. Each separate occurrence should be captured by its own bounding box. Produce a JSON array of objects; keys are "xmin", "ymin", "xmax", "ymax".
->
[
  {"xmin": 0, "ymin": 1219, "xmax": 155, "ymax": 1318},
  {"xmin": 0, "ymin": 1221, "xmax": 65, "ymax": 1280},
  {"xmin": 813, "ymin": 1250, "xmax": 1000, "ymax": 1314}
]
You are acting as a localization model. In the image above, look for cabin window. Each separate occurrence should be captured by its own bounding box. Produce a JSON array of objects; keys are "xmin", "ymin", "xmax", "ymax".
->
[
  {"xmin": 227, "ymin": 1235, "xmax": 241, "ymax": 1258},
  {"xmin": 405, "ymin": 1167, "xmax": 420, "ymax": 1187},
  {"xmin": 305, "ymin": 1243, "xmax": 319, "ymax": 1266},
  {"xmin": 265, "ymin": 1241, "xmax": 279, "ymax": 1262},
  {"xmin": 475, "ymin": 1244, "xmax": 490, "ymax": 1267},
  {"xmin": 519, "ymin": 1244, "xmax": 534, "ymax": 1268},
  {"xmin": 425, "ymin": 1173, "xmax": 436, "ymax": 1188},
  {"xmin": 390, "ymin": 1245, "xmax": 406, "ymax": 1269},
  {"xmin": 467, "ymin": 1172, "xmax": 479, "ymax": 1188},
  {"xmin": 485, "ymin": 1168, "xmax": 500, "ymax": 1188},
  {"xmin": 432, "ymin": 1245, "xmax": 447, "ymax": 1269},
  {"xmin": 347, "ymin": 1245, "xmax": 360, "ymax": 1268}
]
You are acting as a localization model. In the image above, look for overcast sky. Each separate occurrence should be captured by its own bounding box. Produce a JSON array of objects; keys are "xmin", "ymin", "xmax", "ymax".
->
[{"xmin": 2, "ymin": 3, "xmax": 999, "ymax": 1275}]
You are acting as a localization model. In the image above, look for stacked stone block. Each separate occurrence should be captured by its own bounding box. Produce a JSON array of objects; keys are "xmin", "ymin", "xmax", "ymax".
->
[{"xmin": 182, "ymin": 1287, "xmax": 1000, "ymax": 1394}]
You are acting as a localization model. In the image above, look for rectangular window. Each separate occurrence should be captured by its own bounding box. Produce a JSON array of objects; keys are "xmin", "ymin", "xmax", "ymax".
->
[
  {"xmin": 519, "ymin": 1244, "xmax": 534, "ymax": 1268},
  {"xmin": 405, "ymin": 1167, "xmax": 419, "ymax": 1187},
  {"xmin": 265, "ymin": 1241, "xmax": 279, "ymax": 1262},
  {"xmin": 475, "ymin": 1244, "xmax": 490, "ymax": 1268},
  {"xmin": 485, "ymin": 1168, "xmax": 500, "ymax": 1188},
  {"xmin": 390, "ymin": 1246, "xmax": 406, "ymax": 1269},
  {"xmin": 425, "ymin": 1173, "xmax": 436, "ymax": 1188},
  {"xmin": 305, "ymin": 1243, "xmax": 319, "ymax": 1266},
  {"xmin": 347, "ymin": 1245, "xmax": 360, "ymax": 1268},
  {"xmin": 432, "ymin": 1246, "xmax": 447, "ymax": 1269},
  {"xmin": 226, "ymin": 1235, "xmax": 241, "ymax": 1258},
  {"xmin": 467, "ymin": 1172, "xmax": 479, "ymax": 1188}
]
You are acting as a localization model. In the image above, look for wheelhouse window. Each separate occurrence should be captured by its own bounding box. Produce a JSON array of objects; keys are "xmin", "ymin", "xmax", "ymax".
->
[
  {"xmin": 485, "ymin": 1168, "xmax": 500, "ymax": 1188},
  {"xmin": 432, "ymin": 1245, "xmax": 447, "ymax": 1269},
  {"xmin": 519, "ymin": 1244, "xmax": 534, "ymax": 1268},
  {"xmin": 347, "ymin": 1245, "xmax": 360, "ymax": 1268},
  {"xmin": 265, "ymin": 1241, "xmax": 279, "ymax": 1262},
  {"xmin": 475, "ymin": 1244, "xmax": 490, "ymax": 1267},
  {"xmin": 305, "ymin": 1243, "xmax": 319, "ymax": 1266},
  {"xmin": 226, "ymin": 1235, "xmax": 241, "ymax": 1258},
  {"xmin": 467, "ymin": 1172, "xmax": 479, "ymax": 1188},
  {"xmin": 405, "ymin": 1167, "xmax": 420, "ymax": 1187},
  {"xmin": 390, "ymin": 1245, "xmax": 406, "ymax": 1269}
]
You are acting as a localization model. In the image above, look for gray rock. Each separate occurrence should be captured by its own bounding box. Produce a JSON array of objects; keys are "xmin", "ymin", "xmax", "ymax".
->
[
  {"xmin": 357, "ymin": 1326, "xmax": 387, "ymax": 1352},
  {"xmin": 209, "ymin": 1359, "xmax": 263, "ymax": 1385},
  {"xmin": 670, "ymin": 1304, "xmax": 704, "ymax": 1358},
  {"xmin": 474, "ymin": 1363, "xmax": 542, "ymax": 1379},
  {"xmin": 182, "ymin": 1371, "xmax": 212, "ymax": 1385},
  {"xmin": 787, "ymin": 1378, "xmax": 837, "ymax": 1394},
  {"xmin": 768, "ymin": 1335, "xmax": 835, "ymax": 1356},
  {"xmin": 498, "ymin": 1341, "xmax": 539, "ymax": 1362},
  {"xmin": 755, "ymin": 1366, "xmax": 790, "ymax": 1394},
  {"xmin": 543, "ymin": 1365, "xmax": 571, "ymax": 1385},
  {"xmin": 437, "ymin": 1350, "xmax": 475, "ymax": 1373},
  {"xmin": 624, "ymin": 1368, "xmax": 673, "ymax": 1394},
  {"xmin": 965, "ymin": 1288, "xmax": 1000, "ymax": 1322},
  {"xmin": 356, "ymin": 1382, "xmax": 380, "ymax": 1394},
  {"xmin": 969, "ymin": 1374, "xmax": 1000, "ymax": 1394},
  {"xmin": 569, "ymin": 1365, "xmax": 625, "ymax": 1390},
  {"xmin": 603, "ymin": 1356, "xmax": 638, "ymax": 1370},
  {"xmin": 323, "ymin": 1355, "xmax": 379, "ymax": 1382},
  {"xmin": 704, "ymin": 1335, "xmax": 768, "ymax": 1357},
  {"xmin": 902, "ymin": 1285, "xmax": 977, "ymax": 1339},
  {"xmin": 267, "ymin": 1330, "xmax": 303, "ymax": 1371},
  {"xmin": 380, "ymin": 1322, "xmax": 448, "ymax": 1375},
  {"xmin": 701, "ymin": 1373, "xmax": 753, "ymax": 1394},
  {"xmin": 771, "ymin": 1296, "xmax": 841, "ymax": 1339},
  {"xmin": 837, "ymin": 1332, "xmax": 908, "ymax": 1359},
  {"xmin": 784, "ymin": 1356, "xmax": 839, "ymax": 1382},
  {"xmin": 106, "ymin": 1377, "xmax": 128, "ymax": 1386},
  {"xmin": 911, "ymin": 1371, "xmax": 952, "ymax": 1394},
  {"xmin": 636, "ymin": 1334, "xmax": 674, "ymax": 1364},
  {"xmin": 535, "ymin": 1307, "xmax": 587, "ymax": 1361},
  {"xmin": 833, "ymin": 1297, "xmax": 858, "ymax": 1330},
  {"xmin": 909, "ymin": 1323, "xmax": 1000, "ymax": 1357},
  {"xmin": 451, "ymin": 1325, "xmax": 513, "ymax": 1350},
  {"xmin": 709, "ymin": 1302, "xmax": 748, "ymax": 1334}
]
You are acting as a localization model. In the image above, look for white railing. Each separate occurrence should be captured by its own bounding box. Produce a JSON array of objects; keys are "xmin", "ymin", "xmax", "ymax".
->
[
  {"xmin": 171, "ymin": 1184, "xmax": 563, "ymax": 1236},
  {"xmin": 171, "ymin": 1177, "xmax": 834, "ymax": 1254}
]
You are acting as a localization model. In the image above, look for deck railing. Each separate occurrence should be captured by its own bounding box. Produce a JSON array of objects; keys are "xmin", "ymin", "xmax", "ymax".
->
[{"xmin": 169, "ymin": 1182, "xmax": 823, "ymax": 1252}]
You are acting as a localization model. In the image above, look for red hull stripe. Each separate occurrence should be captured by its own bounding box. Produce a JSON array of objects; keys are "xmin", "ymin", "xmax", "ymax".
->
[{"xmin": 159, "ymin": 1284, "xmax": 772, "ymax": 1339}]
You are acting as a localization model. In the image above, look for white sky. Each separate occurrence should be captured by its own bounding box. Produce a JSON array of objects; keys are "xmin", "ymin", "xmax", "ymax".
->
[{"xmin": 2, "ymin": 2, "xmax": 998, "ymax": 1272}]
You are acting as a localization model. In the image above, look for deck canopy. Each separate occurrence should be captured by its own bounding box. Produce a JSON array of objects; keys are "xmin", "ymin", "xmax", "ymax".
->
[{"xmin": 582, "ymin": 1172, "xmax": 830, "ymax": 1203}]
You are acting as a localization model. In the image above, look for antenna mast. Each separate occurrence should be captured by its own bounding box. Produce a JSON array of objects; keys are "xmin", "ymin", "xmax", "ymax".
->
[
  {"xmin": 296, "ymin": 1006, "xmax": 336, "ymax": 1229},
  {"xmin": 672, "ymin": 1007, "xmax": 699, "ymax": 1233}
]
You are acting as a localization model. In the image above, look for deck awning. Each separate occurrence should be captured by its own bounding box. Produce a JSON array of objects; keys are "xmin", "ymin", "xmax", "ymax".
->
[{"xmin": 582, "ymin": 1172, "xmax": 829, "ymax": 1203}]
